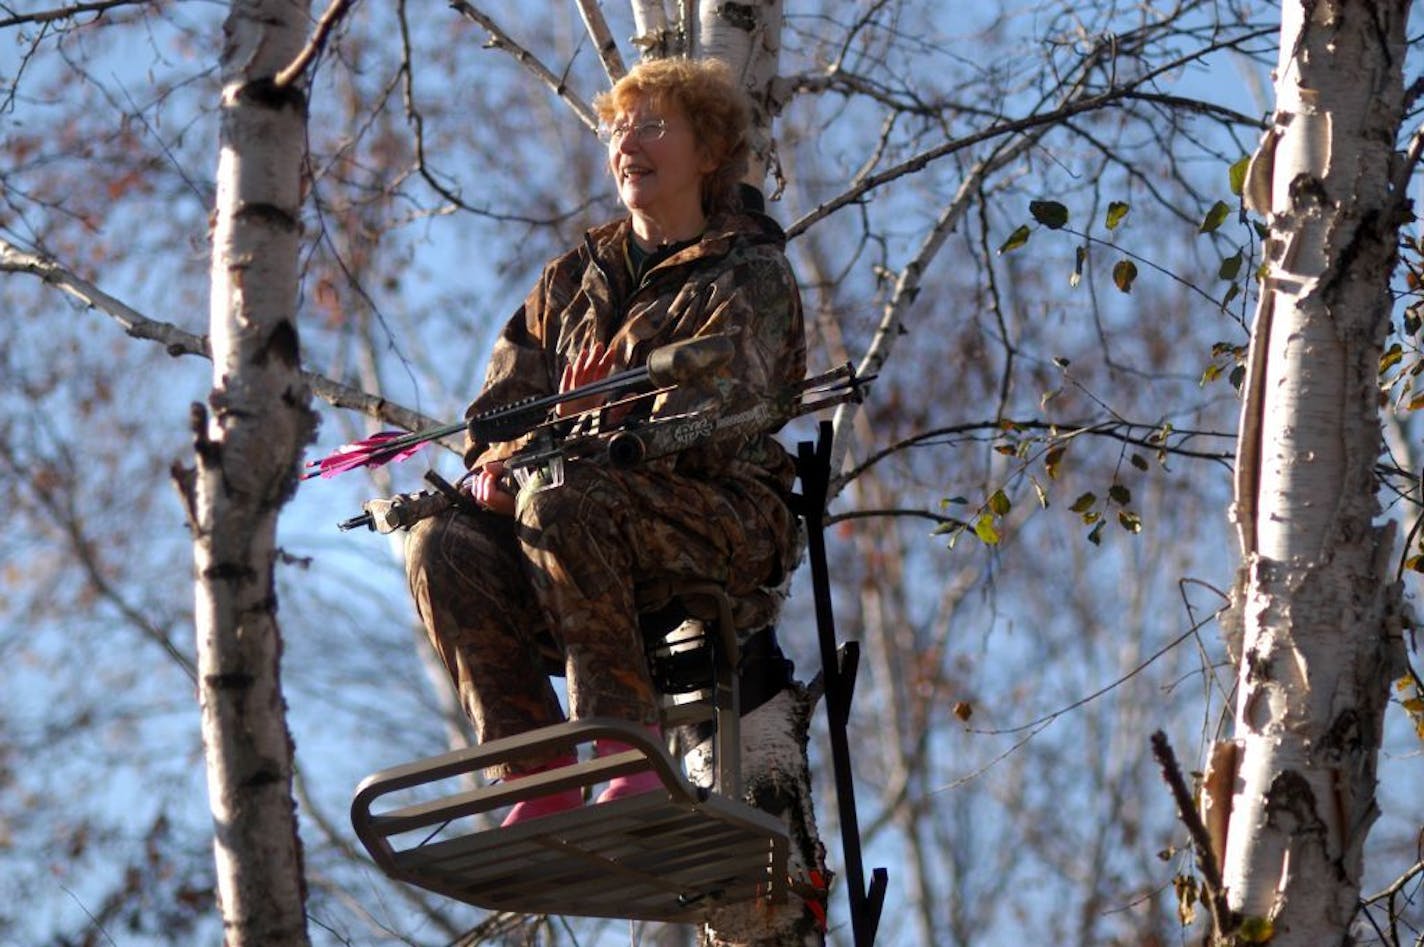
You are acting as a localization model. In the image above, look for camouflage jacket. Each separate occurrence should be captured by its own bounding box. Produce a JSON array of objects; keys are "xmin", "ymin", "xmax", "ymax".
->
[{"xmin": 464, "ymin": 210, "xmax": 807, "ymax": 495}]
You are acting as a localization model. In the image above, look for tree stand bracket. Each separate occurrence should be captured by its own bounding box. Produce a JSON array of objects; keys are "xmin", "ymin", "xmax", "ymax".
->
[
  {"xmin": 350, "ymin": 717, "xmax": 789, "ymax": 922},
  {"xmin": 795, "ymin": 420, "xmax": 889, "ymax": 947}
]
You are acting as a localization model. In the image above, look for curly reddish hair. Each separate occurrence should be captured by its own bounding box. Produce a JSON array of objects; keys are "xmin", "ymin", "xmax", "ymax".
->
[{"xmin": 593, "ymin": 57, "xmax": 752, "ymax": 215}]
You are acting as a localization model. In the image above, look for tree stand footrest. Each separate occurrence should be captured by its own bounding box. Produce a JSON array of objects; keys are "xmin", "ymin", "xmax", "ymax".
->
[{"xmin": 350, "ymin": 718, "xmax": 788, "ymax": 922}]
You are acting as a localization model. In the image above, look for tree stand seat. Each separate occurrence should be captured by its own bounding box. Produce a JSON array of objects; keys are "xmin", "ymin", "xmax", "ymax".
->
[{"xmin": 350, "ymin": 717, "xmax": 788, "ymax": 921}]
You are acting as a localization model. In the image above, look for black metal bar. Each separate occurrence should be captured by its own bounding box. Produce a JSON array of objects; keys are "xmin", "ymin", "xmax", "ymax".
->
[{"xmin": 795, "ymin": 420, "xmax": 886, "ymax": 947}]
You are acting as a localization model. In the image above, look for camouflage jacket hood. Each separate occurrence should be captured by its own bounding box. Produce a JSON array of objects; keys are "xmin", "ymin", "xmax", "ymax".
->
[{"xmin": 465, "ymin": 210, "xmax": 807, "ymax": 493}]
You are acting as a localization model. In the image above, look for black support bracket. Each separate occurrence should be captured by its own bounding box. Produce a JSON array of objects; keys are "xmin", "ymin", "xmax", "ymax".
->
[{"xmin": 794, "ymin": 420, "xmax": 888, "ymax": 947}]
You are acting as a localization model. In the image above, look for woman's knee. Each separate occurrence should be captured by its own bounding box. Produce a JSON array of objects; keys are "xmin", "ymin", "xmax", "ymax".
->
[
  {"xmin": 404, "ymin": 508, "xmax": 511, "ymax": 590},
  {"xmin": 515, "ymin": 463, "xmax": 623, "ymax": 532}
]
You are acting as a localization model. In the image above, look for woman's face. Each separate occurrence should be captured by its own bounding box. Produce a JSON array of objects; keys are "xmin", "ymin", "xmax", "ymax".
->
[{"xmin": 605, "ymin": 95, "xmax": 716, "ymax": 225}]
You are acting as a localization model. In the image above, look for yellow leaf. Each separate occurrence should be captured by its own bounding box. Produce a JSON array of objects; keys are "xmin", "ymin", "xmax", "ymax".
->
[
  {"xmin": 973, "ymin": 514, "xmax": 1000, "ymax": 545},
  {"xmin": 998, "ymin": 224, "xmax": 1031, "ymax": 254}
]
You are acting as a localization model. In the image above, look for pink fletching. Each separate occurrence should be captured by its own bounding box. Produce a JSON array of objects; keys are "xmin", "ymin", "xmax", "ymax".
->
[{"xmin": 303, "ymin": 430, "xmax": 429, "ymax": 479}]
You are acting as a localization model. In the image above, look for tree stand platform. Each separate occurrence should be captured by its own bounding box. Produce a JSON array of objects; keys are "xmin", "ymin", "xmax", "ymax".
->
[{"xmin": 350, "ymin": 718, "xmax": 788, "ymax": 921}]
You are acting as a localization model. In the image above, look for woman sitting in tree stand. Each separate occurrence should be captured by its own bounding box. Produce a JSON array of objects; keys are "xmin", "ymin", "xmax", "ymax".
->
[{"xmin": 405, "ymin": 57, "xmax": 805, "ymax": 826}]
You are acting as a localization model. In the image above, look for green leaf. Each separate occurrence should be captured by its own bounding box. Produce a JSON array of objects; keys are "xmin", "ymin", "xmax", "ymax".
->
[
  {"xmin": 1200, "ymin": 362, "xmax": 1224, "ymax": 386},
  {"xmin": 1130, "ymin": 453, "xmax": 1150, "ymax": 471},
  {"xmin": 988, "ymin": 488, "xmax": 1011, "ymax": 516},
  {"xmin": 1218, "ymin": 249, "xmax": 1244, "ymax": 280},
  {"xmin": 1118, "ymin": 510, "xmax": 1143, "ymax": 533},
  {"xmin": 1222, "ymin": 283, "xmax": 1241, "ymax": 309},
  {"xmin": 941, "ymin": 496, "xmax": 969, "ymax": 506},
  {"xmin": 1112, "ymin": 259, "xmax": 1138, "ymax": 293},
  {"xmin": 1029, "ymin": 200, "xmax": 1069, "ymax": 230},
  {"xmin": 999, "ymin": 224, "xmax": 1031, "ymax": 254},
  {"xmin": 973, "ymin": 513, "xmax": 1000, "ymax": 545},
  {"xmin": 1087, "ymin": 520, "xmax": 1105, "ymax": 545},
  {"xmin": 1229, "ymin": 364, "xmax": 1246, "ymax": 391},
  {"xmin": 1070, "ymin": 245, "xmax": 1086, "ymax": 288},
  {"xmin": 1228, "ymin": 156, "xmax": 1250, "ymax": 196},
  {"xmin": 1069, "ymin": 492, "xmax": 1097, "ymax": 514},
  {"xmin": 1199, "ymin": 200, "xmax": 1230, "ymax": 234},
  {"xmin": 1106, "ymin": 201, "xmax": 1129, "ymax": 230},
  {"xmin": 1108, "ymin": 483, "xmax": 1131, "ymax": 506}
]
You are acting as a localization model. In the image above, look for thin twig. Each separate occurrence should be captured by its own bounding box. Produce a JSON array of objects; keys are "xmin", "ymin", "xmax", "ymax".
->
[
  {"xmin": 574, "ymin": 0, "xmax": 626, "ymax": 84},
  {"xmin": 0, "ymin": 239, "xmax": 448, "ymax": 438},
  {"xmin": 275, "ymin": 0, "xmax": 360, "ymax": 88},
  {"xmin": 787, "ymin": 27, "xmax": 1275, "ymax": 240},
  {"xmin": 448, "ymin": 0, "xmax": 599, "ymax": 131},
  {"xmin": 839, "ymin": 417, "xmax": 1235, "ymax": 488},
  {"xmin": 974, "ymin": 625, "xmax": 1201, "ymax": 737},
  {"xmin": 1150, "ymin": 730, "xmax": 1234, "ymax": 938},
  {"xmin": 0, "ymin": 0, "xmax": 146, "ymax": 28}
]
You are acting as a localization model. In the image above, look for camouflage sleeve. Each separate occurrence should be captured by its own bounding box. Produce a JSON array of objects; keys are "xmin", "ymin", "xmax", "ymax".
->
[
  {"xmin": 651, "ymin": 246, "xmax": 806, "ymax": 469},
  {"xmin": 461, "ymin": 262, "xmax": 563, "ymax": 469}
]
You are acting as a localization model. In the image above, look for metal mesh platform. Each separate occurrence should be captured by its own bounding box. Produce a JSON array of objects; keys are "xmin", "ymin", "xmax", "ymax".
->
[{"xmin": 351, "ymin": 718, "xmax": 788, "ymax": 922}]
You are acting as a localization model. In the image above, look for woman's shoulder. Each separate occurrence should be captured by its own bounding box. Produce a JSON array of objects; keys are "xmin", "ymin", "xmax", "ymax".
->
[{"xmin": 539, "ymin": 218, "xmax": 629, "ymax": 274}]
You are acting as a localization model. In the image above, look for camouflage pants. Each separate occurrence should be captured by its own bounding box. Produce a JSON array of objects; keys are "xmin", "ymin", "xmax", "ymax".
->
[{"xmin": 405, "ymin": 461, "xmax": 793, "ymax": 776}]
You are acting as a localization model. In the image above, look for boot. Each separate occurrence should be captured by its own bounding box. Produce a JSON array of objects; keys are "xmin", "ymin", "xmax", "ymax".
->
[
  {"xmin": 594, "ymin": 725, "xmax": 665, "ymax": 804},
  {"xmin": 499, "ymin": 754, "xmax": 581, "ymax": 828}
]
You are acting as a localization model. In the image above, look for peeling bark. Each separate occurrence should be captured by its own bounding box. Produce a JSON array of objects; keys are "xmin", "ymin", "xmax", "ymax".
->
[
  {"xmin": 698, "ymin": 0, "xmax": 786, "ymax": 191},
  {"xmin": 182, "ymin": 0, "xmax": 316, "ymax": 943},
  {"xmin": 1218, "ymin": 2, "xmax": 1412, "ymax": 943}
]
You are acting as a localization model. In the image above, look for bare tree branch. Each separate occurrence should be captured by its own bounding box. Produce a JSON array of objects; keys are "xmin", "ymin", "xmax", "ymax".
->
[
  {"xmin": 0, "ymin": 435, "xmax": 199, "ymax": 682},
  {"xmin": 448, "ymin": 0, "xmax": 599, "ymax": 131},
  {"xmin": 396, "ymin": 0, "xmax": 595, "ymax": 227},
  {"xmin": 840, "ymin": 417, "xmax": 1235, "ymax": 488},
  {"xmin": 1150, "ymin": 731, "xmax": 1235, "ymax": 940},
  {"xmin": 574, "ymin": 0, "xmax": 626, "ymax": 84},
  {"xmin": 274, "ymin": 0, "xmax": 361, "ymax": 88},
  {"xmin": 828, "ymin": 133, "xmax": 1041, "ymax": 487},
  {"xmin": 0, "ymin": 0, "xmax": 148, "ymax": 28},
  {"xmin": 787, "ymin": 28, "xmax": 1274, "ymax": 240},
  {"xmin": 0, "ymin": 239, "xmax": 449, "ymax": 437}
]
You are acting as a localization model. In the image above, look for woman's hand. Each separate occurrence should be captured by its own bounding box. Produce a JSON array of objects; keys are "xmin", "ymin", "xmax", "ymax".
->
[
  {"xmin": 470, "ymin": 460, "xmax": 516, "ymax": 516},
  {"xmin": 555, "ymin": 342, "xmax": 618, "ymax": 418}
]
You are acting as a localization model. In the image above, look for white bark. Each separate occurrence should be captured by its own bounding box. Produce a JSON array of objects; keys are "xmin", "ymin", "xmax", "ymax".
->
[
  {"xmin": 692, "ymin": 11, "xmax": 822, "ymax": 942},
  {"xmin": 698, "ymin": 0, "xmax": 785, "ymax": 189},
  {"xmin": 179, "ymin": 0, "xmax": 315, "ymax": 943},
  {"xmin": 575, "ymin": 0, "xmax": 627, "ymax": 82},
  {"xmin": 630, "ymin": 0, "xmax": 678, "ymax": 59},
  {"xmin": 699, "ymin": 687, "xmax": 828, "ymax": 946},
  {"xmin": 1219, "ymin": 2, "xmax": 1411, "ymax": 943}
]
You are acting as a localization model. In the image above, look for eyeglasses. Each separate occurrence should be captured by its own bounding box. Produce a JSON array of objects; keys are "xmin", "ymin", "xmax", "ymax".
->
[{"xmin": 597, "ymin": 118, "xmax": 669, "ymax": 146}]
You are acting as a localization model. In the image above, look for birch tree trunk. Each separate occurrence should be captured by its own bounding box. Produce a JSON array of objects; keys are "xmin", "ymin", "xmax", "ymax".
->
[
  {"xmin": 686, "ymin": 4, "xmax": 825, "ymax": 943},
  {"xmin": 1213, "ymin": 2, "xmax": 1412, "ymax": 943},
  {"xmin": 698, "ymin": 0, "xmax": 786, "ymax": 189},
  {"xmin": 172, "ymin": 0, "xmax": 315, "ymax": 943}
]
